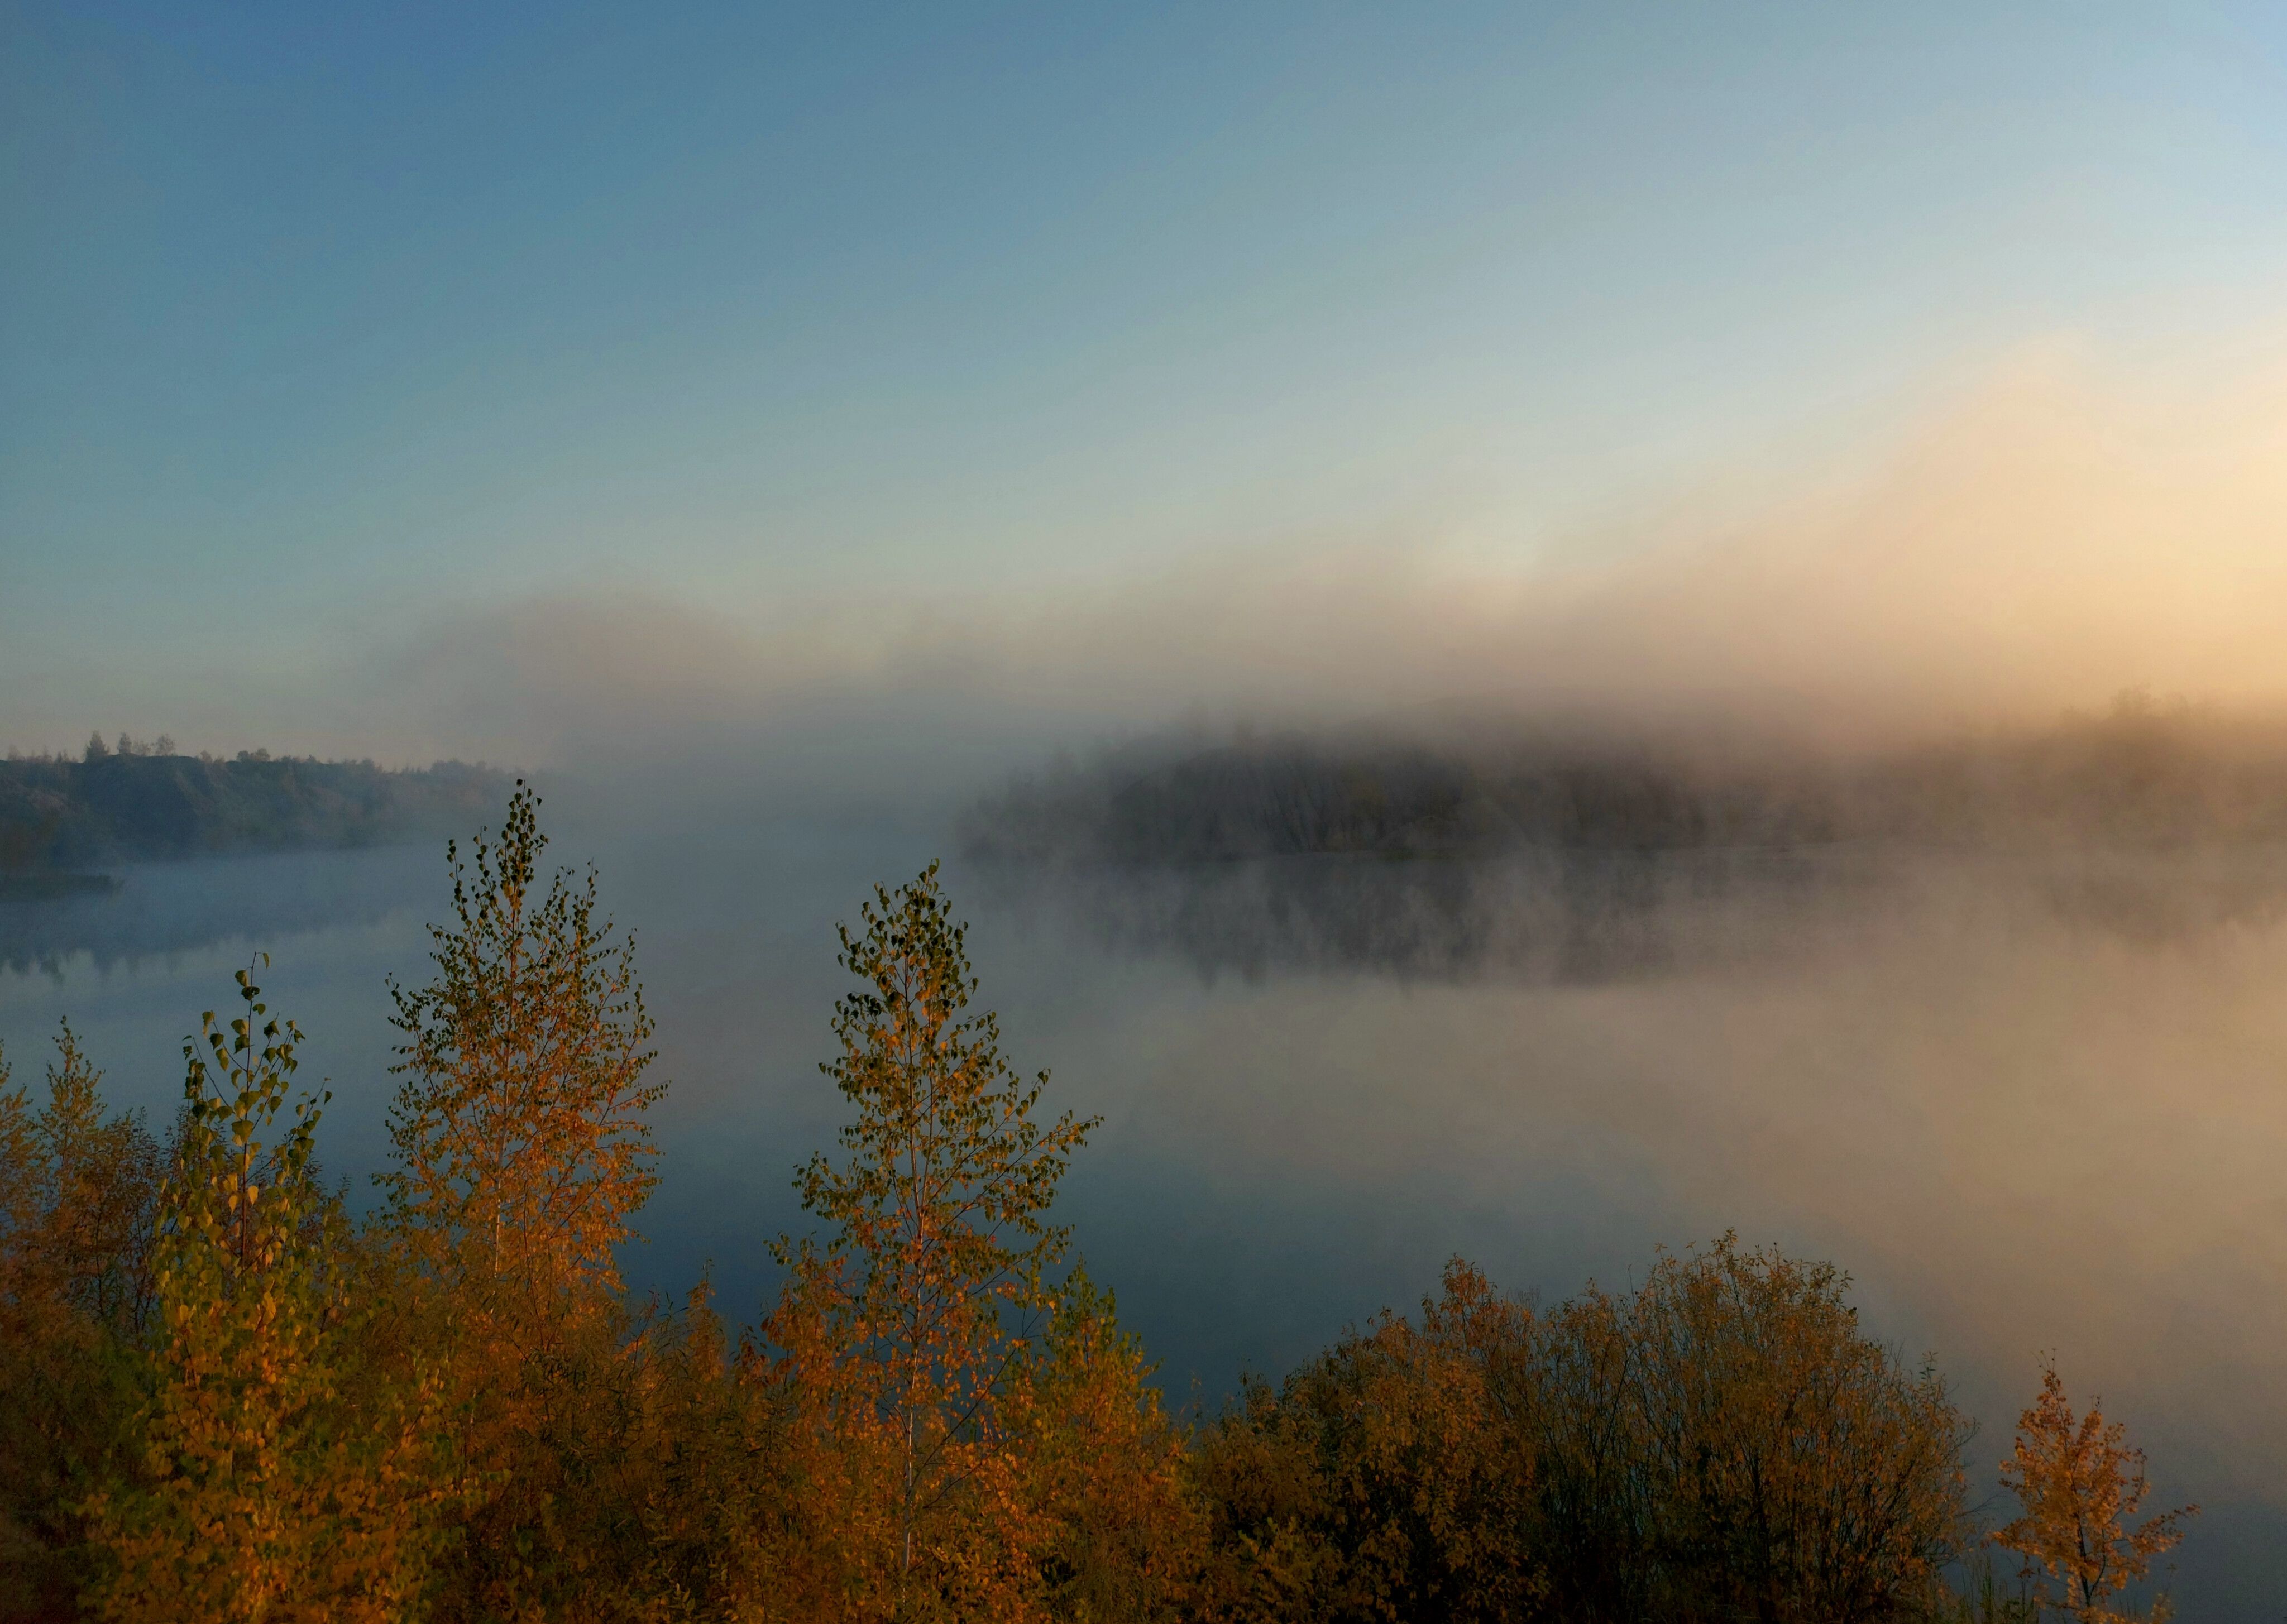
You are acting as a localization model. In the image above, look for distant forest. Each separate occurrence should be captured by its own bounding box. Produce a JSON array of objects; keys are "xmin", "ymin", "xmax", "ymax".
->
[
  {"xmin": 0, "ymin": 735, "xmax": 510, "ymax": 875},
  {"xmin": 964, "ymin": 700, "xmax": 2287, "ymax": 865}
]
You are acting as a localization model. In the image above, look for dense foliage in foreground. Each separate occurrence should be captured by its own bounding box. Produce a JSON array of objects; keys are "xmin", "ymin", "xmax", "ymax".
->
[{"xmin": 0, "ymin": 789, "xmax": 2192, "ymax": 1622}]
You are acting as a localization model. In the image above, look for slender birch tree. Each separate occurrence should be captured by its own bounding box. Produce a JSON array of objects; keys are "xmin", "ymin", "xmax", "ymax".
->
[
  {"xmin": 379, "ymin": 783, "xmax": 665, "ymax": 1619},
  {"xmin": 382, "ymin": 781, "xmax": 663, "ymax": 1295},
  {"xmin": 768, "ymin": 862, "xmax": 1100, "ymax": 1622}
]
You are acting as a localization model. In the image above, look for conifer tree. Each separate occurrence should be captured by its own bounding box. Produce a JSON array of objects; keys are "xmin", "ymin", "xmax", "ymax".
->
[
  {"xmin": 767, "ymin": 862, "xmax": 1100, "ymax": 1621},
  {"xmin": 87, "ymin": 965, "xmax": 447, "ymax": 1623}
]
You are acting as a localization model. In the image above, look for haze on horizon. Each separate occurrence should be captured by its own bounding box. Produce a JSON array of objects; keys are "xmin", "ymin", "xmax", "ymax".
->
[
  {"xmin": 16, "ymin": 13, "xmax": 2287, "ymax": 1612},
  {"xmin": 8, "ymin": 2, "xmax": 2287, "ymax": 782}
]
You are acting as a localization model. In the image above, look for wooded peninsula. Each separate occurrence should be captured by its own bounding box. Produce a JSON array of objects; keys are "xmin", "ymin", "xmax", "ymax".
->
[{"xmin": 0, "ymin": 737, "xmax": 508, "ymax": 883}]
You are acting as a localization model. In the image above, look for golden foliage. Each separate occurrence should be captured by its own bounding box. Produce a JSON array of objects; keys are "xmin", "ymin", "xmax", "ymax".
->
[
  {"xmin": 84, "ymin": 966, "xmax": 453, "ymax": 1623},
  {"xmin": 1192, "ymin": 1258, "xmax": 1540, "ymax": 1624},
  {"xmin": 1993, "ymin": 1360, "xmax": 2197, "ymax": 1623},
  {"xmin": 0, "ymin": 1026, "xmax": 162, "ymax": 1619},
  {"xmin": 0, "ymin": 806, "xmax": 2207, "ymax": 1623},
  {"xmin": 762, "ymin": 863, "xmax": 1112, "ymax": 1621},
  {"xmin": 383, "ymin": 780, "xmax": 662, "ymax": 1296},
  {"xmin": 1595, "ymin": 1237, "xmax": 1972, "ymax": 1622},
  {"xmin": 1197, "ymin": 1240, "xmax": 1972, "ymax": 1624},
  {"xmin": 1016, "ymin": 1270, "xmax": 1201, "ymax": 1622},
  {"xmin": 379, "ymin": 783, "xmax": 668, "ymax": 1621}
]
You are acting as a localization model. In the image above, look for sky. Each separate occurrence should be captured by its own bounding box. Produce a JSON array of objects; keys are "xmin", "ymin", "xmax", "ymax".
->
[
  {"xmin": 17, "ymin": 17, "xmax": 2287, "ymax": 1602},
  {"xmin": 6, "ymin": 2, "xmax": 2287, "ymax": 763}
]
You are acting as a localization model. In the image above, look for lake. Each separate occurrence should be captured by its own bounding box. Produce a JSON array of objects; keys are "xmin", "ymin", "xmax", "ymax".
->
[{"xmin": 4, "ymin": 812, "xmax": 2284, "ymax": 1616}]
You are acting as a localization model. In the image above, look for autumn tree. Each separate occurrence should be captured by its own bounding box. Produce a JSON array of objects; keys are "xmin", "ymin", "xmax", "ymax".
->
[
  {"xmin": 0, "ymin": 1024, "xmax": 165, "ymax": 1620},
  {"xmin": 383, "ymin": 780, "xmax": 663, "ymax": 1295},
  {"xmin": 1512, "ymin": 1239, "xmax": 1975, "ymax": 1622},
  {"xmin": 380, "ymin": 782, "xmax": 666, "ymax": 1619},
  {"xmin": 1994, "ymin": 1361, "xmax": 2197, "ymax": 1623},
  {"xmin": 87, "ymin": 964, "xmax": 448, "ymax": 1623},
  {"xmin": 1015, "ymin": 1268, "xmax": 1201, "ymax": 1623},
  {"xmin": 1195, "ymin": 1239, "xmax": 1971, "ymax": 1624},
  {"xmin": 765, "ymin": 862, "xmax": 1102, "ymax": 1621},
  {"xmin": 3, "ymin": 1024, "xmax": 165, "ymax": 1329},
  {"xmin": 1191, "ymin": 1258, "xmax": 1540, "ymax": 1624},
  {"xmin": 1614, "ymin": 1237, "xmax": 1972, "ymax": 1622},
  {"xmin": 584, "ymin": 1279, "xmax": 796, "ymax": 1619}
]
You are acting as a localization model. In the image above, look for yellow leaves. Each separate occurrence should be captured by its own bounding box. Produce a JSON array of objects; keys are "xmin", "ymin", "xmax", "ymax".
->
[
  {"xmin": 84, "ymin": 966, "xmax": 453, "ymax": 1624},
  {"xmin": 384, "ymin": 782, "xmax": 661, "ymax": 1304},
  {"xmin": 752, "ymin": 866, "xmax": 1162, "ymax": 1622},
  {"xmin": 1994, "ymin": 1360, "xmax": 2198, "ymax": 1622},
  {"xmin": 1194, "ymin": 1244, "xmax": 1975, "ymax": 1624}
]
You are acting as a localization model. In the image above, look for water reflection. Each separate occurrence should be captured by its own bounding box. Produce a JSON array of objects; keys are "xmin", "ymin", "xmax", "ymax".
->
[
  {"xmin": 0, "ymin": 845, "xmax": 437, "ymax": 977},
  {"xmin": 973, "ymin": 842, "xmax": 2287, "ymax": 985},
  {"xmin": 4, "ymin": 830, "xmax": 2285, "ymax": 1617}
]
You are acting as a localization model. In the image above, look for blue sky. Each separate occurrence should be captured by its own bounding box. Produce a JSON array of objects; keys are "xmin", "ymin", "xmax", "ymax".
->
[{"xmin": 6, "ymin": 3, "xmax": 2286, "ymax": 755}]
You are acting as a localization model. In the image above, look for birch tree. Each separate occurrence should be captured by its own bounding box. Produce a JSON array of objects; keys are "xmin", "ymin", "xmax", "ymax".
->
[
  {"xmin": 1994, "ymin": 1362, "xmax": 2197, "ymax": 1623},
  {"xmin": 768, "ymin": 863, "xmax": 1099, "ymax": 1622}
]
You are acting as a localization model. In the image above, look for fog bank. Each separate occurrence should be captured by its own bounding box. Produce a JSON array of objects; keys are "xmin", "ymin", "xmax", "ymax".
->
[{"xmin": 114, "ymin": 347, "xmax": 2247, "ymax": 799}]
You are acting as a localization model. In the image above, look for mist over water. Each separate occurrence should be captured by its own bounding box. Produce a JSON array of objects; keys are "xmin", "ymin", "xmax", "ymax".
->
[
  {"xmin": 4, "ymin": 777, "xmax": 2285, "ymax": 1615},
  {"xmin": 17, "ymin": 1, "xmax": 2287, "ymax": 1603},
  {"xmin": 12, "ymin": 361, "xmax": 2287, "ymax": 1612}
]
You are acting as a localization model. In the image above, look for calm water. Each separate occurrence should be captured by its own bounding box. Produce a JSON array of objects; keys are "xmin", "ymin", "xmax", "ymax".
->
[{"xmin": 5, "ymin": 817, "xmax": 2284, "ymax": 1616}]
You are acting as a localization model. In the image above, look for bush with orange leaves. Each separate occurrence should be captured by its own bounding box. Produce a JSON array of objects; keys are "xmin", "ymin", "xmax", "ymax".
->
[
  {"xmin": 1193, "ymin": 1238, "xmax": 1973, "ymax": 1624},
  {"xmin": 0, "ymin": 1024, "xmax": 164, "ymax": 1620},
  {"xmin": 1190, "ymin": 1258, "xmax": 1542, "ymax": 1624},
  {"xmin": 1016, "ymin": 1268, "xmax": 1198, "ymax": 1623}
]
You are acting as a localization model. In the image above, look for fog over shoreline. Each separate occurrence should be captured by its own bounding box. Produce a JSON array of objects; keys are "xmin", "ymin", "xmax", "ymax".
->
[
  {"xmin": 15, "ymin": 342, "xmax": 2287, "ymax": 800},
  {"xmin": 11, "ymin": 345, "xmax": 2287, "ymax": 1610},
  {"xmin": 18, "ymin": 6, "xmax": 2287, "ymax": 1608}
]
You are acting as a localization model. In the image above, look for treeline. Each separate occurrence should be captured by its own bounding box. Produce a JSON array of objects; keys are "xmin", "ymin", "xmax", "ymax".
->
[
  {"xmin": 0, "ymin": 741, "xmax": 509, "ymax": 874},
  {"xmin": 1, "ymin": 790, "xmax": 2193, "ymax": 1621},
  {"xmin": 964, "ymin": 698, "xmax": 2287, "ymax": 866}
]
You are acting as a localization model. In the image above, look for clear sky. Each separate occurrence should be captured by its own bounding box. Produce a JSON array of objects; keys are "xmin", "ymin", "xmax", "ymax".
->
[{"xmin": 6, "ymin": 3, "xmax": 2287, "ymax": 756}]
